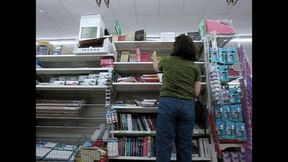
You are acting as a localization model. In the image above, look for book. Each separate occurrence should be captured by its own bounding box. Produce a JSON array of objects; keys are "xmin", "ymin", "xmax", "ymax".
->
[
  {"xmin": 205, "ymin": 138, "xmax": 212, "ymax": 157},
  {"xmin": 129, "ymin": 54, "xmax": 136, "ymax": 62},
  {"xmin": 127, "ymin": 114, "xmax": 133, "ymax": 131},
  {"xmin": 192, "ymin": 139, "xmax": 199, "ymax": 157},
  {"xmin": 120, "ymin": 51, "xmax": 130, "ymax": 62},
  {"xmin": 141, "ymin": 52, "xmax": 151, "ymax": 62},
  {"xmin": 134, "ymin": 29, "xmax": 145, "ymax": 41},
  {"xmin": 135, "ymin": 48, "xmax": 141, "ymax": 62},
  {"xmin": 142, "ymin": 116, "xmax": 151, "ymax": 131},
  {"xmin": 198, "ymin": 138, "xmax": 205, "ymax": 157}
]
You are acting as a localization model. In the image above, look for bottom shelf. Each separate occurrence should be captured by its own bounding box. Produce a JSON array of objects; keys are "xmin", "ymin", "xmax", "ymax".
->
[{"xmin": 109, "ymin": 156, "xmax": 211, "ymax": 161}]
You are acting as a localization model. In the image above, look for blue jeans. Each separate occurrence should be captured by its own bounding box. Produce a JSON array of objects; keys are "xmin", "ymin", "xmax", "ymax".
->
[{"xmin": 156, "ymin": 96, "xmax": 195, "ymax": 162}]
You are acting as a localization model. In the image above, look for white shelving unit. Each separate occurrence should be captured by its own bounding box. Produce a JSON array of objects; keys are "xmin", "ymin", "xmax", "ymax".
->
[
  {"xmin": 109, "ymin": 40, "xmax": 213, "ymax": 161},
  {"xmin": 36, "ymin": 51, "xmax": 114, "ymax": 145}
]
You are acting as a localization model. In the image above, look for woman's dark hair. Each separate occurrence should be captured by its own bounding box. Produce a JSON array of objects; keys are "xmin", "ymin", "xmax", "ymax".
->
[{"xmin": 171, "ymin": 34, "xmax": 197, "ymax": 61}]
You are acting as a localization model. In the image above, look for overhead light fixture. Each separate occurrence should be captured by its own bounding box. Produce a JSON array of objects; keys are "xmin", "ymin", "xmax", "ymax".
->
[
  {"xmin": 226, "ymin": 0, "xmax": 238, "ymax": 6},
  {"xmin": 95, "ymin": 0, "xmax": 101, "ymax": 7},
  {"xmin": 95, "ymin": 0, "xmax": 109, "ymax": 8}
]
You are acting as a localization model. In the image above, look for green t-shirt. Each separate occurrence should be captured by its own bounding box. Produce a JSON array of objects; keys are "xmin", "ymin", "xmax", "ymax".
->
[{"xmin": 159, "ymin": 56, "xmax": 201, "ymax": 100}]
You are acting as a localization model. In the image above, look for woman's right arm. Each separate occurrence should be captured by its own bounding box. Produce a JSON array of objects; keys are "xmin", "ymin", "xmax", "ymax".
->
[
  {"xmin": 152, "ymin": 52, "xmax": 160, "ymax": 72},
  {"xmin": 194, "ymin": 81, "xmax": 201, "ymax": 98},
  {"xmin": 194, "ymin": 65, "xmax": 202, "ymax": 98}
]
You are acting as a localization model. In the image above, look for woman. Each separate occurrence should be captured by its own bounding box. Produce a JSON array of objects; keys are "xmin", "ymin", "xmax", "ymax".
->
[{"xmin": 152, "ymin": 34, "xmax": 201, "ymax": 162}]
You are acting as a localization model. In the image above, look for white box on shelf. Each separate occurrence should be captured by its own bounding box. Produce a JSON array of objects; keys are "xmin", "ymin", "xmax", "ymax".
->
[
  {"xmin": 66, "ymin": 81, "xmax": 79, "ymax": 85},
  {"xmin": 73, "ymin": 38, "xmax": 114, "ymax": 55},
  {"xmin": 52, "ymin": 81, "xmax": 65, "ymax": 86},
  {"xmin": 97, "ymin": 79, "xmax": 107, "ymax": 86},
  {"xmin": 83, "ymin": 78, "xmax": 97, "ymax": 85}
]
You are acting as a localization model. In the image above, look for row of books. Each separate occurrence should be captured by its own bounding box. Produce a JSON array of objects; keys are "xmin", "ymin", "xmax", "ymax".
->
[
  {"xmin": 116, "ymin": 113, "xmax": 157, "ymax": 131},
  {"xmin": 119, "ymin": 49, "xmax": 150, "ymax": 62},
  {"xmin": 194, "ymin": 138, "xmax": 211, "ymax": 158},
  {"xmin": 119, "ymin": 50, "xmax": 161, "ymax": 62},
  {"xmin": 113, "ymin": 99, "xmax": 158, "ymax": 107},
  {"xmin": 109, "ymin": 137, "xmax": 211, "ymax": 158},
  {"xmin": 116, "ymin": 136, "xmax": 156, "ymax": 157},
  {"xmin": 116, "ymin": 74, "xmax": 160, "ymax": 83}
]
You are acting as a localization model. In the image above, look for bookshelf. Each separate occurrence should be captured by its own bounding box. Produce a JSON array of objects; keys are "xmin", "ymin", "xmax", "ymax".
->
[{"xmin": 108, "ymin": 40, "xmax": 213, "ymax": 161}]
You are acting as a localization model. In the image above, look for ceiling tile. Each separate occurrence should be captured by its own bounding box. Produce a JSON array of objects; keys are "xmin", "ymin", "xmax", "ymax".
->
[
  {"xmin": 36, "ymin": 0, "xmax": 71, "ymax": 18},
  {"xmin": 110, "ymin": 0, "xmax": 136, "ymax": 16},
  {"xmin": 58, "ymin": 0, "xmax": 114, "ymax": 18},
  {"xmin": 134, "ymin": 0, "xmax": 159, "ymax": 16},
  {"xmin": 182, "ymin": 0, "xmax": 210, "ymax": 15},
  {"xmin": 136, "ymin": 16, "xmax": 158, "ymax": 34},
  {"xmin": 158, "ymin": 16, "xmax": 182, "ymax": 33},
  {"xmin": 36, "ymin": 17, "xmax": 61, "ymax": 37},
  {"xmin": 159, "ymin": 0, "xmax": 184, "ymax": 16},
  {"xmin": 113, "ymin": 16, "xmax": 137, "ymax": 34},
  {"xmin": 176, "ymin": 15, "xmax": 203, "ymax": 32},
  {"xmin": 50, "ymin": 18, "xmax": 79, "ymax": 33}
]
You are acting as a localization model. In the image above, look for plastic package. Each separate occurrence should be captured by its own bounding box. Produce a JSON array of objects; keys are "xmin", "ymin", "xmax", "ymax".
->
[
  {"xmin": 216, "ymin": 121, "xmax": 225, "ymax": 139},
  {"xmin": 205, "ymin": 19, "xmax": 236, "ymax": 35}
]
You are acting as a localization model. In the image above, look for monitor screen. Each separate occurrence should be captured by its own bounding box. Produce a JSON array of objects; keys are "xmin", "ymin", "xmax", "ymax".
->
[{"xmin": 80, "ymin": 27, "xmax": 97, "ymax": 39}]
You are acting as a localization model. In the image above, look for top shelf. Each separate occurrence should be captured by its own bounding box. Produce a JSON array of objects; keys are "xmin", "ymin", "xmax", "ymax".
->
[{"xmin": 114, "ymin": 41, "xmax": 203, "ymax": 51}]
